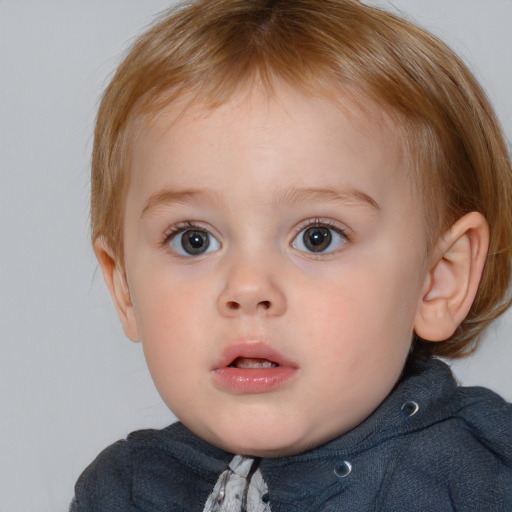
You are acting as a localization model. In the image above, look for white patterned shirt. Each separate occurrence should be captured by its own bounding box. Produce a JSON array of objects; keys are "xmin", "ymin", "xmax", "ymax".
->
[{"xmin": 202, "ymin": 455, "xmax": 272, "ymax": 512}]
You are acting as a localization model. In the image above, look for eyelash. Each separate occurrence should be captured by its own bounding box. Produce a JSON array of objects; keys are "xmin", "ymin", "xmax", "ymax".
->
[
  {"xmin": 162, "ymin": 221, "xmax": 197, "ymax": 244},
  {"xmin": 298, "ymin": 218, "xmax": 349, "ymax": 239}
]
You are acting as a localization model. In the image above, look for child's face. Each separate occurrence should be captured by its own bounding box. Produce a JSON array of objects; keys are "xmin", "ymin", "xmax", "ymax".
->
[{"xmin": 119, "ymin": 83, "xmax": 430, "ymax": 456}]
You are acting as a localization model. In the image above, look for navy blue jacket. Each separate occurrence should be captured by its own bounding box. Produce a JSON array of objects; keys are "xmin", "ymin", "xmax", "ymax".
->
[{"xmin": 71, "ymin": 359, "xmax": 512, "ymax": 511}]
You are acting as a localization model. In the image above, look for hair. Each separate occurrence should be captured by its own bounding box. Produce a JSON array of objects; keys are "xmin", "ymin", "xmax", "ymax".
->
[{"xmin": 91, "ymin": 0, "xmax": 512, "ymax": 359}]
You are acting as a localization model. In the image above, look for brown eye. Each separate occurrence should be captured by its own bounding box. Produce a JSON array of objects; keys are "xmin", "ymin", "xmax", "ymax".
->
[
  {"xmin": 182, "ymin": 230, "xmax": 209, "ymax": 254},
  {"xmin": 292, "ymin": 224, "xmax": 347, "ymax": 254},
  {"xmin": 169, "ymin": 229, "xmax": 220, "ymax": 256},
  {"xmin": 303, "ymin": 226, "xmax": 332, "ymax": 252}
]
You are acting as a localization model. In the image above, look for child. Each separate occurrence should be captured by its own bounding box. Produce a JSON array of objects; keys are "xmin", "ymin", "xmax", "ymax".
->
[{"xmin": 72, "ymin": 0, "xmax": 512, "ymax": 510}]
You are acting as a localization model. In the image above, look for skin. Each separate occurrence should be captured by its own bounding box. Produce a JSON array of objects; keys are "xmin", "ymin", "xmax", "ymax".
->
[{"xmin": 102, "ymin": 83, "xmax": 487, "ymax": 457}]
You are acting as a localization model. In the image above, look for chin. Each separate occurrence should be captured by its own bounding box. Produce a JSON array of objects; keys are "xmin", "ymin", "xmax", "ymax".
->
[
  {"xmin": 222, "ymin": 440, "xmax": 301, "ymax": 458},
  {"xmin": 209, "ymin": 426, "xmax": 321, "ymax": 458}
]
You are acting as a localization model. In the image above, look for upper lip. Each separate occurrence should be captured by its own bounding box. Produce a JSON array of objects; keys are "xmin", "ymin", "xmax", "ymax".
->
[{"xmin": 213, "ymin": 340, "xmax": 297, "ymax": 370}]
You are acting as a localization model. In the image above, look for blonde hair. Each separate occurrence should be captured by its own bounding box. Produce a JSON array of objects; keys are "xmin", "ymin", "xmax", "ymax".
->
[{"xmin": 91, "ymin": 0, "xmax": 512, "ymax": 358}]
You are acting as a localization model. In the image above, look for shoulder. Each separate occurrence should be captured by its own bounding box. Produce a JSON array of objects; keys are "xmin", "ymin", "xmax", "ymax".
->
[
  {"xmin": 396, "ymin": 358, "xmax": 511, "ymax": 454},
  {"xmin": 423, "ymin": 364, "xmax": 512, "ymax": 468},
  {"xmin": 383, "ymin": 362, "xmax": 512, "ymax": 511},
  {"xmin": 453, "ymin": 383, "xmax": 512, "ymax": 455},
  {"xmin": 446, "ymin": 384, "xmax": 512, "ymax": 507},
  {"xmin": 71, "ymin": 429, "xmax": 156, "ymax": 512},
  {"xmin": 71, "ymin": 423, "xmax": 231, "ymax": 512}
]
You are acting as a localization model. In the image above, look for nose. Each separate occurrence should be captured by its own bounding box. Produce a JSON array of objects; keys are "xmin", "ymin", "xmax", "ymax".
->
[{"xmin": 217, "ymin": 259, "xmax": 287, "ymax": 318}]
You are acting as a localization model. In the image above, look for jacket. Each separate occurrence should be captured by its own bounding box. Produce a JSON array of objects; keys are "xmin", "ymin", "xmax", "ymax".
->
[{"xmin": 71, "ymin": 358, "xmax": 512, "ymax": 511}]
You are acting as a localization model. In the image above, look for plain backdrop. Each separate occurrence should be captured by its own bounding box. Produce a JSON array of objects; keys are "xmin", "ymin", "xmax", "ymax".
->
[{"xmin": 1, "ymin": 1, "xmax": 511, "ymax": 510}]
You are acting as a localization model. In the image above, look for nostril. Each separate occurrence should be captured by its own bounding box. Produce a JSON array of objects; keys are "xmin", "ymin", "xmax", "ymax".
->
[{"xmin": 221, "ymin": 299, "xmax": 274, "ymax": 314}]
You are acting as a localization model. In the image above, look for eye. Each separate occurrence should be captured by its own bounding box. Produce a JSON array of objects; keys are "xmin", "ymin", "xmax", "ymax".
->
[
  {"xmin": 169, "ymin": 229, "xmax": 221, "ymax": 256},
  {"xmin": 292, "ymin": 224, "xmax": 347, "ymax": 254}
]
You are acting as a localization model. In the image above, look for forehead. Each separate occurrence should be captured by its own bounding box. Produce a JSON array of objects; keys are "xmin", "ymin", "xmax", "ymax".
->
[{"xmin": 128, "ymin": 82, "xmax": 412, "ymax": 196}]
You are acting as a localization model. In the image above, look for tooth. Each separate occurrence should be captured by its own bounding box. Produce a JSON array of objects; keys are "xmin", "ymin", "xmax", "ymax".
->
[{"xmin": 234, "ymin": 358, "xmax": 277, "ymax": 369}]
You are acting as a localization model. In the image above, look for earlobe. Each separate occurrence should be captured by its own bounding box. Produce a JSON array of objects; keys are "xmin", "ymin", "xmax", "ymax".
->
[
  {"xmin": 94, "ymin": 238, "xmax": 140, "ymax": 342},
  {"xmin": 414, "ymin": 212, "xmax": 489, "ymax": 342}
]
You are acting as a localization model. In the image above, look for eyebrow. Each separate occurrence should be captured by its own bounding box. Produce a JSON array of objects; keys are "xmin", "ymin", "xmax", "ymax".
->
[
  {"xmin": 272, "ymin": 187, "xmax": 380, "ymax": 210},
  {"xmin": 141, "ymin": 185, "xmax": 380, "ymax": 217},
  {"xmin": 141, "ymin": 188, "xmax": 215, "ymax": 217}
]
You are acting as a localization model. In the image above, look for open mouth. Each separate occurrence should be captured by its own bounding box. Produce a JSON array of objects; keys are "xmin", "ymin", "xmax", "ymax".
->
[
  {"xmin": 212, "ymin": 344, "xmax": 297, "ymax": 393},
  {"xmin": 229, "ymin": 357, "xmax": 279, "ymax": 369}
]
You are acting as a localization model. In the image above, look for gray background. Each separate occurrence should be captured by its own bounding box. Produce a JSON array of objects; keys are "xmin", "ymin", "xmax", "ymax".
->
[{"xmin": 1, "ymin": 1, "xmax": 510, "ymax": 510}]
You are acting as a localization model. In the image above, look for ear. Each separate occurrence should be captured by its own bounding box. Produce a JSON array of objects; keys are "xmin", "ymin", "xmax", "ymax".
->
[
  {"xmin": 94, "ymin": 238, "xmax": 140, "ymax": 342},
  {"xmin": 414, "ymin": 212, "xmax": 489, "ymax": 342}
]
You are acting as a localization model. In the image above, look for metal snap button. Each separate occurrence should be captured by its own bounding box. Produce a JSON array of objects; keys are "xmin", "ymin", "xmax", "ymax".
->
[
  {"xmin": 401, "ymin": 400, "xmax": 419, "ymax": 417},
  {"xmin": 334, "ymin": 460, "xmax": 352, "ymax": 478}
]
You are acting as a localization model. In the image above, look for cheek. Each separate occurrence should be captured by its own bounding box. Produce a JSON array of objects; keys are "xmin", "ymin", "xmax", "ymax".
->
[
  {"xmin": 130, "ymin": 269, "xmax": 207, "ymax": 354},
  {"xmin": 131, "ymin": 279, "xmax": 209, "ymax": 400},
  {"xmin": 295, "ymin": 257, "xmax": 422, "ymax": 353}
]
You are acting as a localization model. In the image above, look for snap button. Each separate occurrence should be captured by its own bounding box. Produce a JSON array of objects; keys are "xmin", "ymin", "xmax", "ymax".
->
[
  {"xmin": 261, "ymin": 492, "xmax": 270, "ymax": 503},
  {"xmin": 401, "ymin": 400, "xmax": 419, "ymax": 417},
  {"xmin": 333, "ymin": 460, "xmax": 352, "ymax": 478}
]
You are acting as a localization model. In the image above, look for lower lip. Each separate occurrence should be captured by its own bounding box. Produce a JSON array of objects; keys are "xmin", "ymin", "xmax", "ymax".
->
[{"xmin": 211, "ymin": 366, "xmax": 297, "ymax": 394}]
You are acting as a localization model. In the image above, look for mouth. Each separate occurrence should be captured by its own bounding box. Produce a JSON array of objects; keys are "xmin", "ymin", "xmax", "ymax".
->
[
  {"xmin": 211, "ymin": 342, "xmax": 297, "ymax": 394},
  {"xmin": 214, "ymin": 341, "xmax": 295, "ymax": 371}
]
